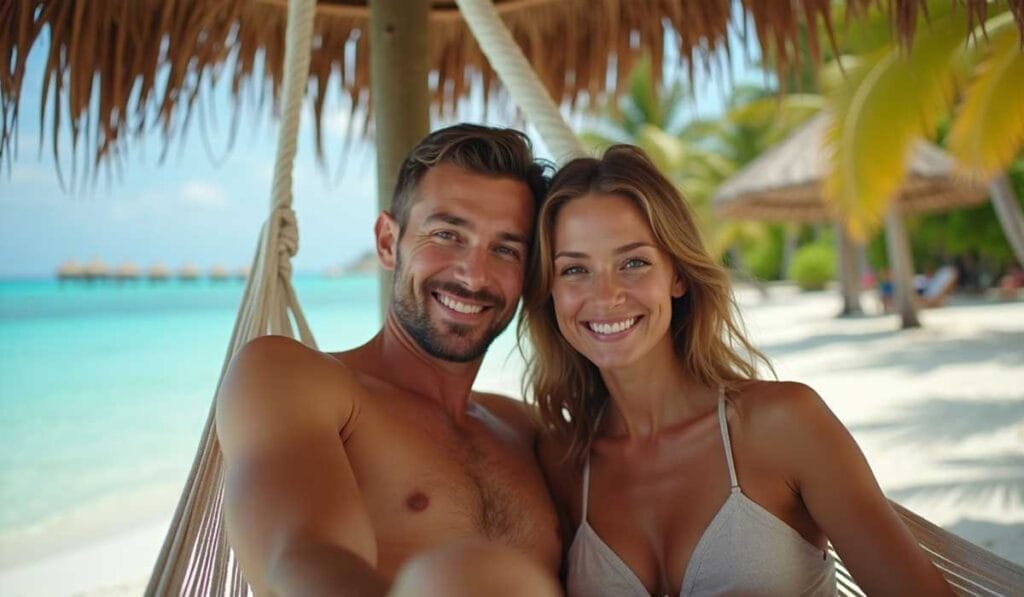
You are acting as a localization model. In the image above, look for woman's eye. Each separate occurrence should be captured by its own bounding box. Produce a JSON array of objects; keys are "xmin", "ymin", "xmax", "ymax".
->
[
  {"xmin": 559, "ymin": 265, "xmax": 586, "ymax": 276},
  {"xmin": 623, "ymin": 258, "xmax": 650, "ymax": 269}
]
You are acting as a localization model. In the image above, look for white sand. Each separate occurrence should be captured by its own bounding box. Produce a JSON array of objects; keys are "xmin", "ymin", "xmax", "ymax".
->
[{"xmin": 3, "ymin": 285, "xmax": 1022, "ymax": 595}]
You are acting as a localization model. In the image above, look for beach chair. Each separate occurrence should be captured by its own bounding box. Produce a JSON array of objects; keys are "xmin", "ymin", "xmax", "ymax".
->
[
  {"xmin": 918, "ymin": 265, "xmax": 960, "ymax": 308},
  {"xmin": 121, "ymin": 2, "xmax": 1022, "ymax": 595}
]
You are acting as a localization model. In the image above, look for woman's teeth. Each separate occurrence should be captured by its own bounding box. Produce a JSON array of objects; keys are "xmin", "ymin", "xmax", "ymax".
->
[
  {"xmin": 438, "ymin": 294, "xmax": 484, "ymax": 314},
  {"xmin": 588, "ymin": 317, "xmax": 638, "ymax": 335}
]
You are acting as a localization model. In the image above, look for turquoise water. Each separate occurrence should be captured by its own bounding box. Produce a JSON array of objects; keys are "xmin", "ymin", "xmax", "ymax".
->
[{"xmin": 0, "ymin": 276, "xmax": 393, "ymax": 533}]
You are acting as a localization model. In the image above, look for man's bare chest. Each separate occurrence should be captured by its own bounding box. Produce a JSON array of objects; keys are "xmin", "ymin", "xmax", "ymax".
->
[{"xmin": 342, "ymin": 395, "xmax": 560, "ymax": 573}]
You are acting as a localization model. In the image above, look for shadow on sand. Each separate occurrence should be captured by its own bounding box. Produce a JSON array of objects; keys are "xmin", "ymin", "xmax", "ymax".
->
[{"xmin": 850, "ymin": 396, "xmax": 1024, "ymax": 445}]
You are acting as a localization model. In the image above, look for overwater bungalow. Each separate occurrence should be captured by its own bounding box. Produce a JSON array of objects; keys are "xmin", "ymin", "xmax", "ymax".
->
[
  {"xmin": 177, "ymin": 263, "xmax": 200, "ymax": 282},
  {"xmin": 82, "ymin": 258, "xmax": 110, "ymax": 282},
  {"xmin": 56, "ymin": 259, "xmax": 83, "ymax": 281},
  {"xmin": 146, "ymin": 262, "xmax": 169, "ymax": 282},
  {"xmin": 209, "ymin": 265, "xmax": 230, "ymax": 282},
  {"xmin": 113, "ymin": 261, "xmax": 141, "ymax": 282}
]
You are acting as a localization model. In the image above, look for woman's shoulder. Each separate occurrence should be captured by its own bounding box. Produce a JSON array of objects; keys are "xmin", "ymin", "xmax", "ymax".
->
[{"xmin": 727, "ymin": 380, "xmax": 837, "ymax": 446}]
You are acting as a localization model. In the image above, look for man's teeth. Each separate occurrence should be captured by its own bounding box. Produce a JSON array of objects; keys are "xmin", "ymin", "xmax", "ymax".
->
[
  {"xmin": 438, "ymin": 294, "xmax": 484, "ymax": 314},
  {"xmin": 588, "ymin": 317, "xmax": 638, "ymax": 335}
]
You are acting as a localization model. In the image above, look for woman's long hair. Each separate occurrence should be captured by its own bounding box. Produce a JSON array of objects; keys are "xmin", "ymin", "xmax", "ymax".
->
[{"xmin": 519, "ymin": 145, "xmax": 772, "ymax": 467}]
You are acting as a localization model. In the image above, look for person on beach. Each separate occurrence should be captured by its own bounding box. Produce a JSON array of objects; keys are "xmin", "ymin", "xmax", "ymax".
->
[
  {"xmin": 522, "ymin": 145, "xmax": 953, "ymax": 596},
  {"xmin": 216, "ymin": 124, "xmax": 561, "ymax": 596}
]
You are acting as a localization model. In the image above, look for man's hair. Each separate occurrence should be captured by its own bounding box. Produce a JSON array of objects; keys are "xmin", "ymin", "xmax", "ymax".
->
[{"xmin": 390, "ymin": 124, "xmax": 552, "ymax": 228}]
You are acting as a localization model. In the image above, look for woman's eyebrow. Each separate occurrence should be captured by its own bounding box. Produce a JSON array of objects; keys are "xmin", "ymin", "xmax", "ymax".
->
[{"xmin": 555, "ymin": 241, "xmax": 653, "ymax": 260}]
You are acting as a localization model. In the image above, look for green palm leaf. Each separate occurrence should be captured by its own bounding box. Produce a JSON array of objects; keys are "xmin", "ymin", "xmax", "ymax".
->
[
  {"xmin": 826, "ymin": 12, "xmax": 970, "ymax": 239},
  {"xmin": 947, "ymin": 13, "xmax": 1024, "ymax": 177}
]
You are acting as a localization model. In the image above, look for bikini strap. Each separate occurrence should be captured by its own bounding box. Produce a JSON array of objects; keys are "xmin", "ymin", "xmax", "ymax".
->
[
  {"xmin": 717, "ymin": 386, "xmax": 741, "ymax": 492},
  {"xmin": 581, "ymin": 455, "xmax": 592, "ymax": 521}
]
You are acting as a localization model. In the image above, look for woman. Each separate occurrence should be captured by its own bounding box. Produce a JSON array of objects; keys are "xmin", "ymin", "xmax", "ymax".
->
[{"xmin": 520, "ymin": 146, "xmax": 951, "ymax": 596}]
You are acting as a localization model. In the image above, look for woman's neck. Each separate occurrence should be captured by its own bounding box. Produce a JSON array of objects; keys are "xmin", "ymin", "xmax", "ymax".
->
[{"xmin": 599, "ymin": 341, "xmax": 716, "ymax": 442}]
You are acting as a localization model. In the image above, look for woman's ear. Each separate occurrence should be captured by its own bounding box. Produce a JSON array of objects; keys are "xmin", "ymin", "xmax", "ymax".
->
[
  {"xmin": 375, "ymin": 212, "xmax": 399, "ymax": 270},
  {"xmin": 672, "ymin": 272, "xmax": 686, "ymax": 298}
]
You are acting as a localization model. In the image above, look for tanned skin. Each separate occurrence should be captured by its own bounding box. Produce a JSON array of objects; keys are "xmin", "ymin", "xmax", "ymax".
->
[{"xmin": 217, "ymin": 164, "xmax": 561, "ymax": 596}]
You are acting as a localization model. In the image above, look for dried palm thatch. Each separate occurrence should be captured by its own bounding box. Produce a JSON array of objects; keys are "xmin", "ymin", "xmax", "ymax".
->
[
  {"xmin": 2, "ymin": 0, "xmax": 1017, "ymax": 184},
  {"xmin": 712, "ymin": 112, "xmax": 989, "ymax": 222}
]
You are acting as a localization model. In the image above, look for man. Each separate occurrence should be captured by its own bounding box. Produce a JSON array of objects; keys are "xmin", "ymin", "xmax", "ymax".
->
[{"xmin": 217, "ymin": 124, "xmax": 562, "ymax": 596}]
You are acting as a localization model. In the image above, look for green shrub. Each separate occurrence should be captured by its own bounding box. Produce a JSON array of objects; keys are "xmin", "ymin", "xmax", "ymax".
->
[
  {"xmin": 742, "ymin": 225, "xmax": 785, "ymax": 281},
  {"xmin": 787, "ymin": 244, "xmax": 836, "ymax": 291}
]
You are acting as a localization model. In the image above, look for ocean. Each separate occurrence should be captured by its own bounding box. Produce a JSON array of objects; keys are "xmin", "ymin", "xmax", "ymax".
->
[{"xmin": 0, "ymin": 275, "xmax": 527, "ymax": 548}]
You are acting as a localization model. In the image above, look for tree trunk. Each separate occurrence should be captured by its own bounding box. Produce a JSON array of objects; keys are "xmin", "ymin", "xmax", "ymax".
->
[
  {"xmin": 989, "ymin": 173, "xmax": 1024, "ymax": 266},
  {"xmin": 729, "ymin": 247, "xmax": 769, "ymax": 300},
  {"xmin": 884, "ymin": 209, "xmax": 921, "ymax": 329},
  {"xmin": 781, "ymin": 223, "xmax": 798, "ymax": 275},
  {"xmin": 835, "ymin": 221, "xmax": 863, "ymax": 316},
  {"xmin": 370, "ymin": 0, "xmax": 431, "ymax": 316}
]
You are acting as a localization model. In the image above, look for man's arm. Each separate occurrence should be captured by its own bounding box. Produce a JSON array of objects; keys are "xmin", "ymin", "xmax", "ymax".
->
[{"xmin": 216, "ymin": 335, "xmax": 386, "ymax": 597}]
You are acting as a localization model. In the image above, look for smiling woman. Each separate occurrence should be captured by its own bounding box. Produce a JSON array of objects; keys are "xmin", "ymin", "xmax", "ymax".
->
[{"xmin": 520, "ymin": 145, "xmax": 955, "ymax": 596}]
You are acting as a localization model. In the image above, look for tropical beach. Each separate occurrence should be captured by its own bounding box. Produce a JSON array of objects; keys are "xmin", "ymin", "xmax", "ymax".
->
[
  {"xmin": 2, "ymin": 0, "xmax": 1024, "ymax": 595},
  {"xmin": 0, "ymin": 278, "xmax": 1021, "ymax": 596}
]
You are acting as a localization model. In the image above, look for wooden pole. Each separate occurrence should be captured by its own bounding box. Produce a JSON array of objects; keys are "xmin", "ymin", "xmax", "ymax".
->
[{"xmin": 370, "ymin": 0, "xmax": 431, "ymax": 316}]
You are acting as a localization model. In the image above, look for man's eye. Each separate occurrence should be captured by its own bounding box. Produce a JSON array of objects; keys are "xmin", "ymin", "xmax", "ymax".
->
[
  {"xmin": 433, "ymin": 230, "xmax": 458, "ymax": 241},
  {"xmin": 495, "ymin": 246, "xmax": 521, "ymax": 260}
]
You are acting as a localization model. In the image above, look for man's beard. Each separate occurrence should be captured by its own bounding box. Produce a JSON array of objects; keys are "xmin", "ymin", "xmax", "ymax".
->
[{"xmin": 391, "ymin": 253, "xmax": 515, "ymax": 363}]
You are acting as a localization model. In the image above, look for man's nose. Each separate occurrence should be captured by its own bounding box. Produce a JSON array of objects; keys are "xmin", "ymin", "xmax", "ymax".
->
[{"xmin": 453, "ymin": 246, "xmax": 489, "ymax": 290}]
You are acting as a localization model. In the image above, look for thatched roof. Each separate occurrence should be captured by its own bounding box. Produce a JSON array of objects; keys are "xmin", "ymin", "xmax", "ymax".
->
[
  {"xmin": 1, "ymin": 0, "xmax": 1016, "ymax": 179},
  {"xmin": 712, "ymin": 113, "xmax": 989, "ymax": 222}
]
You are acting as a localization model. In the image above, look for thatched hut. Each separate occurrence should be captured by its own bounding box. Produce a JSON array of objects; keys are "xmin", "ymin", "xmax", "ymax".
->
[
  {"xmin": 113, "ymin": 260, "xmax": 141, "ymax": 281},
  {"xmin": 712, "ymin": 112, "xmax": 987, "ymax": 325},
  {"xmin": 146, "ymin": 262, "xmax": 170, "ymax": 282},
  {"xmin": 177, "ymin": 262, "xmax": 200, "ymax": 282},
  {"xmin": 56, "ymin": 259, "xmax": 83, "ymax": 281},
  {"xmin": 82, "ymin": 257, "xmax": 110, "ymax": 281},
  {"xmin": 209, "ymin": 264, "xmax": 230, "ymax": 282}
]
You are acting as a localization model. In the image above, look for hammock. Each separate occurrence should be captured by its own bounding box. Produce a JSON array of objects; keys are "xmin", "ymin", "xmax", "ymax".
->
[{"xmin": 145, "ymin": 0, "xmax": 1024, "ymax": 595}]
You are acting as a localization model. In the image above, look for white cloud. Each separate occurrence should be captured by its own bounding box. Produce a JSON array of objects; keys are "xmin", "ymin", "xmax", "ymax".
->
[{"xmin": 181, "ymin": 180, "xmax": 228, "ymax": 207}]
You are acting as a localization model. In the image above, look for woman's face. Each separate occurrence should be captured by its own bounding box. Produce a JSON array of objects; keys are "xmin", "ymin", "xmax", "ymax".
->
[{"xmin": 550, "ymin": 193, "xmax": 684, "ymax": 371}]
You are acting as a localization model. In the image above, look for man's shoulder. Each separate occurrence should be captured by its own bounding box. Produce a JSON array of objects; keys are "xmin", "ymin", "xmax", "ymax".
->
[{"xmin": 216, "ymin": 336, "xmax": 366, "ymax": 455}]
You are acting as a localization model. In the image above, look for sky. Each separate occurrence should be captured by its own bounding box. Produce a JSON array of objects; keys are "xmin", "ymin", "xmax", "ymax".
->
[{"xmin": 0, "ymin": 20, "xmax": 765, "ymax": 280}]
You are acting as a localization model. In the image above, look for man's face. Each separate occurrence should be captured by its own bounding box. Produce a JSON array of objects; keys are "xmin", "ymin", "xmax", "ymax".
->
[{"xmin": 387, "ymin": 163, "xmax": 535, "ymax": 363}]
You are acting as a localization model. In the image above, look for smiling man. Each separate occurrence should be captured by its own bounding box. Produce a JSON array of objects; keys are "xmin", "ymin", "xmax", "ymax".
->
[{"xmin": 215, "ymin": 125, "xmax": 562, "ymax": 596}]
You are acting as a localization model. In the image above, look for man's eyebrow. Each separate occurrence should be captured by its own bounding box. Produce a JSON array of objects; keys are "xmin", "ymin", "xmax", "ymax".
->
[
  {"xmin": 555, "ymin": 241, "xmax": 654, "ymax": 260},
  {"xmin": 497, "ymin": 231, "xmax": 529, "ymax": 246},
  {"xmin": 424, "ymin": 212, "xmax": 471, "ymax": 228}
]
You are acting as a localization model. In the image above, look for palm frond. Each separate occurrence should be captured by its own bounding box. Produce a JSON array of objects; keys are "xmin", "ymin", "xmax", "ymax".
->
[
  {"xmin": 947, "ymin": 13, "xmax": 1024, "ymax": 178},
  {"xmin": 826, "ymin": 12, "xmax": 969, "ymax": 240}
]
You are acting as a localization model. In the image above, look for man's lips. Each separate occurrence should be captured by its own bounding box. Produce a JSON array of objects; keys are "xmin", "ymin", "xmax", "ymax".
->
[{"xmin": 433, "ymin": 290, "xmax": 489, "ymax": 315}]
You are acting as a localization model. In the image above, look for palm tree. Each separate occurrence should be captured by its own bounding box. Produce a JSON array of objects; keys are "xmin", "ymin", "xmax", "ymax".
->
[
  {"xmin": 584, "ymin": 59, "xmax": 822, "ymax": 290},
  {"xmin": 826, "ymin": 4, "xmax": 1024, "ymax": 328}
]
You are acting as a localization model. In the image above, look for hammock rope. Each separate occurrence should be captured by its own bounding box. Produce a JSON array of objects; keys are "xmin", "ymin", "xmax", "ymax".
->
[
  {"xmin": 146, "ymin": 0, "xmax": 316, "ymax": 594},
  {"xmin": 452, "ymin": 0, "xmax": 587, "ymax": 163},
  {"xmin": 147, "ymin": 0, "xmax": 1024, "ymax": 595}
]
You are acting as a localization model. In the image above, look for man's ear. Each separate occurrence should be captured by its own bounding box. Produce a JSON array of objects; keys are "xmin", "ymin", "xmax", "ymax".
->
[
  {"xmin": 672, "ymin": 271, "xmax": 686, "ymax": 298},
  {"xmin": 375, "ymin": 212, "xmax": 400, "ymax": 271}
]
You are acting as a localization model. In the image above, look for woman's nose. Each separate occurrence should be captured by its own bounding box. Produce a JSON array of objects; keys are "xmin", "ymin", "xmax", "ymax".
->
[{"xmin": 594, "ymin": 272, "xmax": 625, "ymax": 305}]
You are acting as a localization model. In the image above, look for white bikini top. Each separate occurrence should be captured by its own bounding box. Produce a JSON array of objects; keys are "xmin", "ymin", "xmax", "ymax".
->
[{"xmin": 566, "ymin": 389, "xmax": 837, "ymax": 596}]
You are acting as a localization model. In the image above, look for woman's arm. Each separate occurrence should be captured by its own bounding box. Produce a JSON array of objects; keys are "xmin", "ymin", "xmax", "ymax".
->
[{"xmin": 756, "ymin": 382, "xmax": 953, "ymax": 596}]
